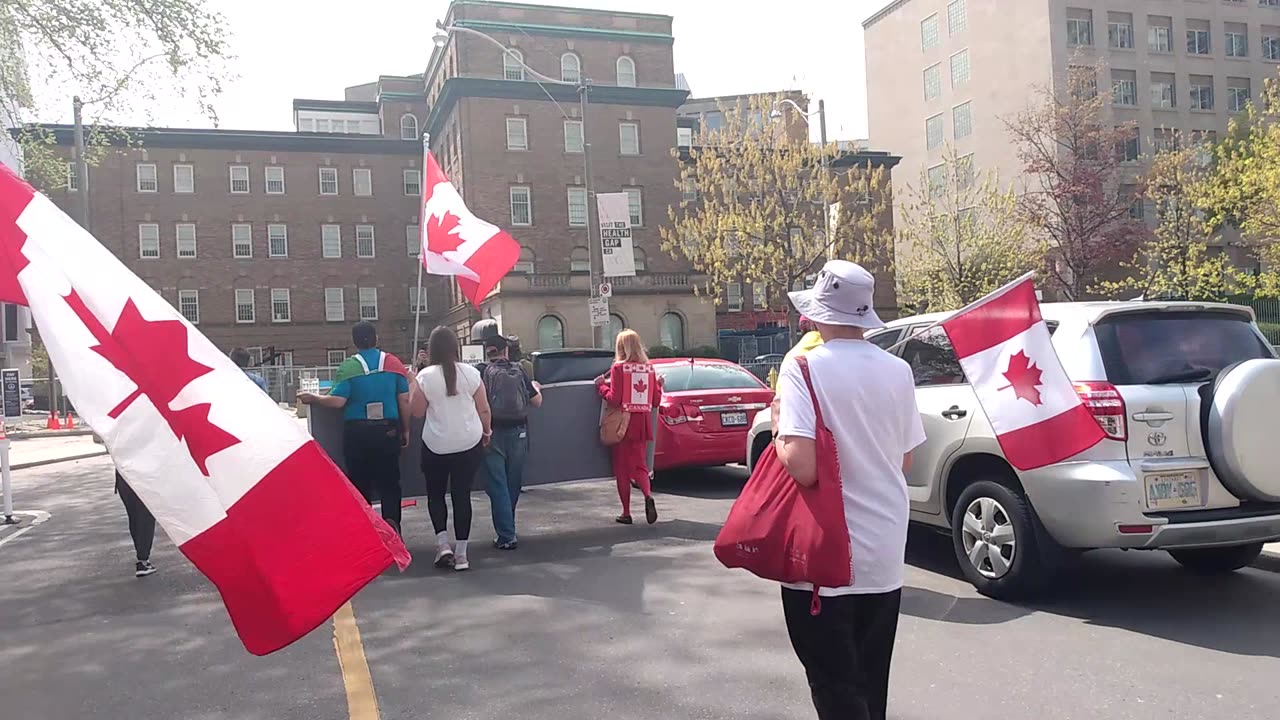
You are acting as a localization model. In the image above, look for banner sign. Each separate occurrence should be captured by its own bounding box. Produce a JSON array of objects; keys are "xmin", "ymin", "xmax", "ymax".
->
[{"xmin": 596, "ymin": 192, "xmax": 636, "ymax": 277}]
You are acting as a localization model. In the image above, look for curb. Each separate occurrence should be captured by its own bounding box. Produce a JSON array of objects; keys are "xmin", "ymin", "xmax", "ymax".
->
[
  {"xmin": 1255, "ymin": 548, "xmax": 1280, "ymax": 573},
  {"xmin": 12, "ymin": 450, "xmax": 109, "ymax": 471},
  {"xmin": 8, "ymin": 429, "xmax": 96, "ymax": 440}
]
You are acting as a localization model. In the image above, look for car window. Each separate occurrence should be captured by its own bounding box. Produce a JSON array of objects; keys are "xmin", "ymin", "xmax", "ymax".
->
[
  {"xmin": 868, "ymin": 328, "xmax": 904, "ymax": 351},
  {"xmin": 902, "ymin": 327, "xmax": 966, "ymax": 387},
  {"xmin": 657, "ymin": 363, "xmax": 763, "ymax": 392},
  {"xmin": 1094, "ymin": 311, "xmax": 1274, "ymax": 385}
]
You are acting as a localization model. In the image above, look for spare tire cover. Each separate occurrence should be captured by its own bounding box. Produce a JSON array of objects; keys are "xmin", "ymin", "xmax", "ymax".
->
[{"xmin": 1204, "ymin": 358, "xmax": 1280, "ymax": 502}]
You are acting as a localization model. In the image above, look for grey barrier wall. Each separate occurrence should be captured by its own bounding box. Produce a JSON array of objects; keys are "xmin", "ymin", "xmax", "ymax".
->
[{"xmin": 309, "ymin": 349, "xmax": 655, "ymax": 498}]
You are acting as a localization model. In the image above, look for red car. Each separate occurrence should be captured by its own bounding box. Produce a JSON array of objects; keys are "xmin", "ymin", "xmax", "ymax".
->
[{"xmin": 651, "ymin": 358, "xmax": 775, "ymax": 472}]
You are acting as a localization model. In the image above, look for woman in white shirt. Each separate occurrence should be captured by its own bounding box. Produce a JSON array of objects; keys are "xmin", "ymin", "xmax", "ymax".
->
[{"xmin": 410, "ymin": 326, "xmax": 491, "ymax": 571}]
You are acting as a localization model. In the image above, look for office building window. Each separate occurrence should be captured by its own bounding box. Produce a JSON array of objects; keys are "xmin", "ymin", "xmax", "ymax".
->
[
  {"xmin": 682, "ymin": 177, "xmax": 698, "ymax": 202},
  {"xmin": 1264, "ymin": 28, "xmax": 1280, "ymax": 60},
  {"xmin": 921, "ymin": 14, "xmax": 940, "ymax": 50},
  {"xmin": 353, "ymin": 168, "xmax": 372, "ymax": 196},
  {"xmin": 229, "ymin": 165, "xmax": 250, "ymax": 194},
  {"xmin": 322, "ymin": 224, "xmax": 342, "ymax": 258},
  {"xmin": 268, "ymin": 224, "xmax": 288, "ymax": 257},
  {"xmin": 1152, "ymin": 73, "xmax": 1176, "ymax": 108},
  {"xmin": 567, "ymin": 187, "xmax": 588, "ymax": 226},
  {"xmin": 235, "ymin": 289, "xmax": 255, "ymax": 323},
  {"xmin": 409, "ymin": 286, "xmax": 427, "ymax": 314},
  {"xmin": 503, "ymin": 48, "xmax": 525, "ymax": 81},
  {"xmin": 633, "ymin": 247, "xmax": 647, "ymax": 272},
  {"xmin": 232, "ymin": 223, "xmax": 252, "ymax": 258},
  {"xmin": 173, "ymin": 164, "xmax": 194, "ymax": 193},
  {"xmin": 1149, "ymin": 16, "xmax": 1172, "ymax": 53},
  {"xmin": 1190, "ymin": 76, "xmax": 1214, "ymax": 110},
  {"xmin": 950, "ymin": 50, "xmax": 970, "ymax": 87},
  {"xmin": 66, "ymin": 161, "xmax": 79, "ymax": 191},
  {"xmin": 514, "ymin": 246, "xmax": 535, "ymax": 273},
  {"xmin": 319, "ymin": 167, "xmax": 338, "ymax": 195},
  {"xmin": 1069, "ymin": 64, "xmax": 1097, "ymax": 99},
  {"xmin": 510, "ymin": 186, "xmax": 532, "ymax": 226},
  {"xmin": 753, "ymin": 283, "xmax": 768, "ymax": 311},
  {"xmin": 138, "ymin": 223, "xmax": 160, "ymax": 258},
  {"xmin": 355, "ymin": 225, "xmax": 375, "ymax": 258},
  {"xmin": 178, "ymin": 290, "xmax": 199, "ymax": 325},
  {"xmin": 327, "ymin": 349, "xmax": 347, "ymax": 366},
  {"xmin": 1108, "ymin": 12, "xmax": 1134, "ymax": 49},
  {"xmin": 625, "ymin": 187, "xmax": 643, "ymax": 226},
  {"xmin": 1066, "ymin": 8, "xmax": 1093, "ymax": 47},
  {"xmin": 660, "ymin": 312, "xmax": 684, "ymax": 351},
  {"xmin": 928, "ymin": 163, "xmax": 947, "ymax": 198},
  {"xmin": 616, "ymin": 56, "xmax": 636, "ymax": 87},
  {"xmin": 136, "ymin": 163, "xmax": 157, "ymax": 192},
  {"xmin": 1153, "ymin": 128, "xmax": 1177, "ymax": 155},
  {"xmin": 564, "ymin": 120, "xmax": 584, "ymax": 153},
  {"xmin": 570, "ymin": 246, "xmax": 590, "ymax": 272},
  {"xmin": 538, "ymin": 315, "xmax": 564, "ymax": 350},
  {"xmin": 953, "ymin": 102, "xmax": 972, "ymax": 139},
  {"xmin": 400, "ymin": 114, "xmax": 418, "ymax": 140},
  {"xmin": 265, "ymin": 166, "xmax": 285, "ymax": 194},
  {"xmin": 1229, "ymin": 78, "xmax": 1252, "ymax": 113},
  {"xmin": 1187, "ymin": 19, "xmax": 1211, "ymax": 55},
  {"xmin": 1227, "ymin": 23, "xmax": 1249, "ymax": 57},
  {"xmin": 506, "ymin": 117, "xmax": 528, "ymax": 150},
  {"xmin": 325, "ymin": 287, "xmax": 345, "ymax": 322},
  {"xmin": 947, "ymin": 0, "xmax": 966, "ymax": 34},
  {"xmin": 176, "ymin": 223, "xmax": 197, "ymax": 258},
  {"xmin": 1119, "ymin": 130, "xmax": 1140, "ymax": 162},
  {"xmin": 727, "ymin": 282, "xmax": 743, "ymax": 312},
  {"xmin": 271, "ymin": 288, "xmax": 291, "ymax": 323},
  {"xmin": 403, "ymin": 169, "xmax": 421, "ymax": 196},
  {"xmin": 406, "ymin": 224, "xmax": 420, "ymax": 257},
  {"xmin": 926, "ymin": 113, "xmax": 945, "ymax": 149},
  {"xmin": 1111, "ymin": 70, "xmax": 1138, "ymax": 106},
  {"xmin": 677, "ymin": 126, "xmax": 693, "ymax": 147},
  {"xmin": 619, "ymin": 122, "xmax": 640, "ymax": 155},
  {"xmin": 956, "ymin": 154, "xmax": 975, "ymax": 189},
  {"xmin": 561, "ymin": 52, "xmax": 581, "ymax": 83},
  {"xmin": 358, "ymin": 288, "xmax": 378, "ymax": 321},
  {"xmin": 924, "ymin": 63, "xmax": 942, "ymax": 101}
]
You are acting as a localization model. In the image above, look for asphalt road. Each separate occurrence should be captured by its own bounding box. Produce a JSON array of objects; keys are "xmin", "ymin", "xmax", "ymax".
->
[{"xmin": 3, "ymin": 458, "xmax": 1280, "ymax": 720}]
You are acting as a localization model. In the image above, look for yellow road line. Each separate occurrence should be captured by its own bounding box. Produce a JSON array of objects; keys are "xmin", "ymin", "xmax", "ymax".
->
[{"xmin": 333, "ymin": 601, "xmax": 380, "ymax": 720}]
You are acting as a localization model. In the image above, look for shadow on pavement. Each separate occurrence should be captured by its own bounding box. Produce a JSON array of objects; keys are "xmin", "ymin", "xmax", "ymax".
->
[{"xmin": 652, "ymin": 465, "xmax": 748, "ymax": 499}]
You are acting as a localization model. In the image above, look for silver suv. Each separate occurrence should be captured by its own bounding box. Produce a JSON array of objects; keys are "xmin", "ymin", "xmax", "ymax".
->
[{"xmin": 747, "ymin": 301, "xmax": 1280, "ymax": 599}]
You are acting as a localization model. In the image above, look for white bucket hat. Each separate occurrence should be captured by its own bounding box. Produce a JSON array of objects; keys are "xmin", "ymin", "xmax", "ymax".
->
[{"xmin": 787, "ymin": 260, "xmax": 885, "ymax": 330}]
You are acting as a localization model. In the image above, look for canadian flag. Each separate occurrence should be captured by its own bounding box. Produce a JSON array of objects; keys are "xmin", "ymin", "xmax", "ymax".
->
[
  {"xmin": 0, "ymin": 165, "xmax": 410, "ymax": 655},
  {"xmin": 941, "ymin": 274, "xmax": 1106, "ymax": 470},
  {"xmin": 420, "ymin": 150, "xmax": 520, "ymax": 307}
]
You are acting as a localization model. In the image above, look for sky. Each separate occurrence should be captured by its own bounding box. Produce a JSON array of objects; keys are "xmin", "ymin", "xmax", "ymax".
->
[{"xmin": 126, "ymin": 0, "xmax": 887, "ymax": 142}]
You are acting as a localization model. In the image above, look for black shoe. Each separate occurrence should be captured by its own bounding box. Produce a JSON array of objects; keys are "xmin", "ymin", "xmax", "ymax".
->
[
  {"xmin": 615, "ymin": 514, "xmax": 633, "ymax": 525},
  {"xmin": 645, "ymin": 497, "xmax": 658, "ymax": 525},
  {"xmin": 493, "ymin": 539, "xmax": 519, "ymax": 550},
  {"xmin": 135, "ymin": 560, "xmax": 157, "ymax": 578}
]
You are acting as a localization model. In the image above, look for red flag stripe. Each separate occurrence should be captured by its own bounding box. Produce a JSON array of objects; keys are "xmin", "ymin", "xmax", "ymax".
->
[
  {"xmin": 0, "ymin": 164, "xmax": 33, "ymax": 305},
  {"xmin": 994, "ymin": 403, "xmax": 1108, "ymax": 471},
  {"xmin": 455, "ymin": 223, "xmax": 521, "ymax": 306},
  {"xmin": 941, "ymin": 279, "xmax": 1041, "ymax": 359}
]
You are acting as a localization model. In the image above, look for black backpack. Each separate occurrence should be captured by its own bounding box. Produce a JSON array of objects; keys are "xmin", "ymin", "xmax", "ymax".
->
[{"xmin": 483, "ymin": 361, "xmax": 530, "ymax": 424}]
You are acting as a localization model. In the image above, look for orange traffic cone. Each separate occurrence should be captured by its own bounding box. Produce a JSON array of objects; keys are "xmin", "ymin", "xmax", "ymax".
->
[
  {"xmin": 45, "ymin": 411, "xmax": 61, "ymax": 430},
  {"xmin": 63, "ymin": 413, "xmax": 75, "ymax": 429}
]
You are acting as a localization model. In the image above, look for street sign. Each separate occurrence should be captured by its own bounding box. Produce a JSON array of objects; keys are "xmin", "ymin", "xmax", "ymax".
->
[
  {"xmin": 598, "ymin": 282, "xmax": 612, "ymax": 298},
  {"xmin": 589, "ymin": 298, "xmax": 610, "ymax": 327},
  {"xmin": 1, "ymin": 369, "xmax": 20, "ymax": 420}
]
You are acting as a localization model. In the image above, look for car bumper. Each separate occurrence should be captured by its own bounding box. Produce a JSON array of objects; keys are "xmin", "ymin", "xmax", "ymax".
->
[
  {"xmin": 1021, "ymin": 461, "xmax": 1280, "ymax": 550},
  {"xmin": 655, "ymin": 428, "xmax": 749, "ymax": 471}
]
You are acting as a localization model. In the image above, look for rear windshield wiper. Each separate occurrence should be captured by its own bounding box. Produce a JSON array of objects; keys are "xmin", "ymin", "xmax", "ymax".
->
[{"xmin": 1144, "ymin": 367, "xmax": 1214, "ymax": 385}]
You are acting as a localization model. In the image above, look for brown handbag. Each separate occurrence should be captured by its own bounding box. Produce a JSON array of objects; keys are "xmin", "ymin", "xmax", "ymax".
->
[{"xmin": 600, "ymin": 405, "xmax": 631, "ymax": 446}]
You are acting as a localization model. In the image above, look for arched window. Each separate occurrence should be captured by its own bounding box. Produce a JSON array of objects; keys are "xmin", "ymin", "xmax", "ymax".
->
[
  {"xmin": 633, "ymin": 247, "xmax": 647, "ymax": 272},
  {"xmin": 513, "ymin": 246, "xmax": 535, "ymax": 274},
  {"xmin": 660, "ymin": 312, "xmax": 685, "ymax": 351},
  {"xmin": 561, "ymin": 52, "xmax": 581, "ymax": 83},
  {"xmin": 570, "ymin": 246, "xmax": 590, "ymax": 272},
  {"xmin": 537, "ymin": 315, "xmax": 565, "ymax": 350},
  {"xmin": 399, "ymin": 114, "xmax": 418, "ymax": 140},
  {"xmin": 608, "ymin": 313, "xmax": 626, "ymax": 347},
  {"xmin": 616, "ymin": 56, "xmax": 636, "ymax": 87},
  {"xmin": 503, "ymin": 48, "xmax": 525, "ymax": 81}
]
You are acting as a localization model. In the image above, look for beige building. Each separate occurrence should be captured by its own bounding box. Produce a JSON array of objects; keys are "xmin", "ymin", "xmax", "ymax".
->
[{"xmin": 865, "ymin": 0, "xmax": 1280, "ymax": 228}]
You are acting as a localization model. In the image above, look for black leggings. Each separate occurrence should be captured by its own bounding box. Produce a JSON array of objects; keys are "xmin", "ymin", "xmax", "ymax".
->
[
  {"xmin": 115, "ymin": 472, "xmax": 155, "ymax": 562},
  {"xmin": 421, "ymin": 442, "xmax": 482, "ymax": 541},
  {"xmin": 343, "ymin": 421, "xmax": 403, "ymax": 528}
]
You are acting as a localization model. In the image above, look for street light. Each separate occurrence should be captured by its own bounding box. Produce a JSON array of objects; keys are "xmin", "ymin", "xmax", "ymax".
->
[
  {"xmin": 433, "ymin": 20, "xmax": 607, "ymax": 348},
  {"xmin": 772, "ymin": 97, "xmax": 834, "ymax": 260}
]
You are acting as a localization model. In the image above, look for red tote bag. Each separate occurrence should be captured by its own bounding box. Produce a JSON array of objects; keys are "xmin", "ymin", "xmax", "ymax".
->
[{"xmin": 713, "ymin": 355, "xmax": 851, "ymax": 597}]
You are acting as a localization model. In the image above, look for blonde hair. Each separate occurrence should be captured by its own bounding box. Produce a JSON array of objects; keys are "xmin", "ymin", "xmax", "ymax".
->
[{"xmin": 614, "ymin": 329, "xmax": 649, "ymax": 364}]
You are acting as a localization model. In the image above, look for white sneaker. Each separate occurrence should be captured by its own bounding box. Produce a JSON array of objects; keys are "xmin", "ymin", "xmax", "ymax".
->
[
  {"xmin": 434, "ymin": 545, "xmax": 455, "ymax": 569},
  {"xmin": 453, "ymin": 554, "xmax": 470, "ymax": 571}
]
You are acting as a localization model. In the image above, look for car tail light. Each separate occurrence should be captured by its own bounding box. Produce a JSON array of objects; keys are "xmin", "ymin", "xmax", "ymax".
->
[
  {"xmin": 1075, "ymin": 381, "xmax": 1127, "ymax": 441},
  {"xmin": 659, "ymin": 403, "xmax": 703, "ymax": 425}
]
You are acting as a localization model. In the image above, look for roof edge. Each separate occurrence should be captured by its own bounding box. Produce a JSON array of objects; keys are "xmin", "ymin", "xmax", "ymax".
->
[{"xmin": 863, "ymin": 0, "xmax": 915, "ymax": 29}]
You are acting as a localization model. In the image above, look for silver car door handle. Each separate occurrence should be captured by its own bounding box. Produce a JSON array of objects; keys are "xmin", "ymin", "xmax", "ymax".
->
[{"xmin": 1132, "ymin": 411, "xmax": 1174, "ymax": 423}]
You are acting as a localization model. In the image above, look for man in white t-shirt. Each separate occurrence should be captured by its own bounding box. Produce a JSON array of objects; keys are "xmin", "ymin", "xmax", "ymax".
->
[{"xmin": 774, "ymin": 260, "xmax": 926, "ymax": 720}]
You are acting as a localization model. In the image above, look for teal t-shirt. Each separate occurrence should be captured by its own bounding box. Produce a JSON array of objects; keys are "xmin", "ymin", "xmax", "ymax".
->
[{"xmin": 331, "ymin": 349, "xmax": 409, "ymax": 421}]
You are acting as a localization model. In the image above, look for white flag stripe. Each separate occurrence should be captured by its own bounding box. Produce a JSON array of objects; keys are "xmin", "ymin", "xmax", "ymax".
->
[
  {"xmin": 957, "ymin": 322, "xmax": 1080, "ymax": 435},
  {"xmin": 16, "ymin": 194, "xmax": 306, "ymax": 544}
]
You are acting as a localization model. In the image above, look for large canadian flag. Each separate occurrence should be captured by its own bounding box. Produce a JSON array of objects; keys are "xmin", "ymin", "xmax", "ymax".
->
[
  {"xmin": 941, "ymin": 274, "xmax": 1106, "ymax": 470},
  {"xmin": 420, "ymin": 150, "xmax": 520, "ymax": 307},
  {"xmin": 0, "ymin": 165, "xmax": 410, "ymax": 655}
]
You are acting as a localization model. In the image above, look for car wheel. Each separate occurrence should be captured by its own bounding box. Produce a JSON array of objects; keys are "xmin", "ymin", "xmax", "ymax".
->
[
  {"xmin": 951, "ymin": 480, "xmax": 1050, "ymax": 600},
  {"xmin": 1167, "ymin": 543, "xmax": 1264, "ymax": 574}
]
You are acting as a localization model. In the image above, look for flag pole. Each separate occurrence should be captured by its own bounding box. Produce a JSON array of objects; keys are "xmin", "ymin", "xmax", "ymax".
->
[
  {"xmin": 412, "ymin": 133, "xmax": 430, "ymax": 360},
  {"xmin": 883, "ymin": 271, "xmax": 1038, "ymax": 353}
]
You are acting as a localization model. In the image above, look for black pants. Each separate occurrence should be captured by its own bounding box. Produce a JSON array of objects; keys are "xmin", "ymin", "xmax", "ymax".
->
[
  {"xmin": 343, "ymin": 420, "xmax": 403, "ymax": 529},
  {"xmin": 782, "ymin": 587, "xmax": 902, "ymax": 720},
  {"xmin": 420, "ymin": 442, "xmax": 483, "ymax": 541},
  {"xmin": 115, "ymin": 472, "xmax": 155, "ymax": 562}
]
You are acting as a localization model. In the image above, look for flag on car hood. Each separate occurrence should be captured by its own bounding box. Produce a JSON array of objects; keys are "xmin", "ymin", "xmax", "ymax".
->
[
  {"xmin": 940, "ymin": 273, "xmax": 1106, "ymax": 470},
  {"xmin": 0, "ymin": 164, "xmax": 410, "ymax": 655},
  {"xmin": 419, "ymin": 150, "xmax": 520, "ymax": 307}
]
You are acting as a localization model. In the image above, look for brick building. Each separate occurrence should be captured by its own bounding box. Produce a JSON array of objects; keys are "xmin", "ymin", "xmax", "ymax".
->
[{"xmin": 424, "ymin": 0, "xmax": 715, "ymax": 352}]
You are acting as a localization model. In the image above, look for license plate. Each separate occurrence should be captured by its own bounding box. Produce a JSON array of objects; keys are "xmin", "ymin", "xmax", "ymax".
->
[
  {"xmin": 721, "ymin": 411, "xmax": 748, "ymax": 427},
  {"xmin": 1144, "ymin": 472, "xmax": 1205, "ymax": 510}
]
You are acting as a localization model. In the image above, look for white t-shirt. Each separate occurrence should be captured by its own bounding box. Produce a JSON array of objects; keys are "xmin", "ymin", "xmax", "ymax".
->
[
  {"xmin": 416, "ymin": 363, "xmax": 484, "ymax": 455},
  {"xmin": 775, "ymin": 338, "xmax": 927, "ymax": 596}
]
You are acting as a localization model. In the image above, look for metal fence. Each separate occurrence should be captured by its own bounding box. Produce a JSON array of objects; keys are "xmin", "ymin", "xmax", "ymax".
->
[{"xmin": 717, "ymin": 333, "xmax": 794, "ymax": 365}]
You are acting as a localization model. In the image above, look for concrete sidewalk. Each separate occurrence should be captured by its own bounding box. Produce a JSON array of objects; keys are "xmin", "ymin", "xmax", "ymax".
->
[{"xmin": 7, "ymin": 434, "xmax": 107, "ymax": 470}]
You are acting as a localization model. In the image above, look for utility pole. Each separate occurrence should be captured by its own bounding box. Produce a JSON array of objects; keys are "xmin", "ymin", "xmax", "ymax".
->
[
  {"xmin": 580, "ymin": 80, "xmax": 606, "ymax": 350},
  {"xmin": 72, "ymin": 96, "xmax": 90, "ymax": 230}
]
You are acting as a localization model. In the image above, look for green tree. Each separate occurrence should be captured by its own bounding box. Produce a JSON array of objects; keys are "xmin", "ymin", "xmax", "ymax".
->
[
  {"xmin": 1, "ymin": 0, "xmax": 231, "ymax": 185},
  {"xmin": 660, "ymin": 94, "xmax": 893, "ymax": 333},
  {"xmin": 896, "ymin": 148, "xmax": 1041, "ymax": 313}
]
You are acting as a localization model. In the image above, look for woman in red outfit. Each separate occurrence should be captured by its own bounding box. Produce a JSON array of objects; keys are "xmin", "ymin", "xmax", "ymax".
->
[{"xmin": 596, "ymin": 329, "xmax": 661, "ymax": 525}]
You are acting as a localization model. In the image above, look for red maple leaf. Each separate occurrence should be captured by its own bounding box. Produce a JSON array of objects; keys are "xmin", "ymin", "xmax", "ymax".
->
[
  {"xmin": 633, "ymin": 377, "xmax": 648, "ymax": 395},
  {"xmin": 427, "ymin": 211, "xmax": 464, "ymax": 254},
  {"xmin": 63, "ymin": 292, "xmax": 240, "ymax": 475},
  {"xmin": 1000, "ymin": 350, "xmax": 1044, "ymax": 406}
]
